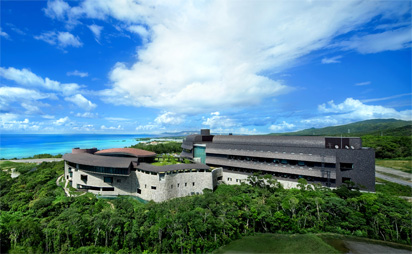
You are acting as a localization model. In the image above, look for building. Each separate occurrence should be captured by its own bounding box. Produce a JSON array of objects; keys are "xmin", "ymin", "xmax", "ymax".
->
[
  {"xmin": 63, "ymin": 147, "xmax": 218, "ymax": 202},
  {"xmin": 181, "ymin": 129, "xmax": 375, "ymax": 191}
]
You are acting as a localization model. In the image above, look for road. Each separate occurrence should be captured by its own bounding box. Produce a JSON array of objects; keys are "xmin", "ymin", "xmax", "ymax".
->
[
  {"xmin": 375, "ymin": 166, "xmax": 412, "ymax": 187},
  {"xmin": 8, "ymin": 158, "xmax": 63, "ymax": 164}
]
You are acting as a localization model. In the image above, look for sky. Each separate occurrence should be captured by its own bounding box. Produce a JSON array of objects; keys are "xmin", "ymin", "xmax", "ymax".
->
[{"xmin": 1, "ymin": 0, "xmax": 411, "ymax": 134}]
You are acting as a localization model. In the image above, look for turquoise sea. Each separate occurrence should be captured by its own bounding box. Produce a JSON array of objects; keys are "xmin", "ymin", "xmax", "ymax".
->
[{"xmin": 0, "ymin": 134, "xmax": 154, "ymax": 159}]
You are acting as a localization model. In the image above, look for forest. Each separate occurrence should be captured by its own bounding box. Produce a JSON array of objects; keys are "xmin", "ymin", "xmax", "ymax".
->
[
  {"xmin": 1, "ymin": 161, "xmax": 411, "ymax": 253},
  {"xmin": 130, "ymin": 141, "xmax": 183, "ymax": 155}
]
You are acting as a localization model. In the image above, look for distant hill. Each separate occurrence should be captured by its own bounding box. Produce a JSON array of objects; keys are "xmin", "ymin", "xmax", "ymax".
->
[
  {"xmin": 269, "ymin": 119, "xmax": 412, "ymax": 136},
  {"xmin": 160, "ymin": 130, "xmax": 199, "ymax": 136}
]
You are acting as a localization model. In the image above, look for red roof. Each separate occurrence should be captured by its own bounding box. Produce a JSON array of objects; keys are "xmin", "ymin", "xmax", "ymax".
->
[{"xmin": 95, "ymin": 148, "xmax": 156, "ymax": 157}]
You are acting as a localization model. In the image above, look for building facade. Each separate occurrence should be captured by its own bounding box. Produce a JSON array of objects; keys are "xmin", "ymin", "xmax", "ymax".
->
[
  {"xmin": 63, "ymin": 147, "xmax": 218, "ymax": 202},
  {"xmin": 181, "ymin": 129, "xmax": 375, "ymax": 191}
]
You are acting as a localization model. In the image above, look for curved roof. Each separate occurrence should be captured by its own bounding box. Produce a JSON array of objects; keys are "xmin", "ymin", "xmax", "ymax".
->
[
  {"xmin": 95, "ymin": 148, "xmax": 156, "ymax": 157},
  {"xmin": 212, "ymin": 135, "xmax": 326, "ymax": 148},
  {"xmin": 63, "ymin": 153, "xmax": 135, "ymax": 168}
]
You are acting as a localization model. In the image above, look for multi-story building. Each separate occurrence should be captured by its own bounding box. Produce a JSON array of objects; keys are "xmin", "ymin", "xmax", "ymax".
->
[
  {"xmin": 63, "ymin": 147, "xmax": 218, "ymax": 202},
  {"xmin": 181, "ymin": 129, "xmax": 375, "ymax": 191}
]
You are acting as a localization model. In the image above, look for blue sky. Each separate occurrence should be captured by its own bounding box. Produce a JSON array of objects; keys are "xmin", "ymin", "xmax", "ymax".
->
[{"xmin": 1, "ymin": 0, "xmax": 411, "ymax": 134}]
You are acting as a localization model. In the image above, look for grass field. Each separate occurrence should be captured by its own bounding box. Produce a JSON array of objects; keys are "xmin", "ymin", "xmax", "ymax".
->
[
  {"xmin": 375, "ymin": 178, "xmax": 412, "ymax": 197},
  {"xmin": 376, "ymin": 159, "xmax": 412, "ymax": 174},
  {"xmin": 213, "ymin": 234, "xmax": 339, "ymax": 254}
]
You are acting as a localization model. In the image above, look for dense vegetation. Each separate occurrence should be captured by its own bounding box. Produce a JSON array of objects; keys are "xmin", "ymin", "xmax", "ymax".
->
[
  {"xmin": 130, "ymin": 141, "xmax": 183, "ymax": 154},
  {"xmin": 1, "ymin": 161, "xmax": 411, "ymax": 253},
  {"xmin": 362, "ymin": 135, "xmax": 412, "ymax": 159}
]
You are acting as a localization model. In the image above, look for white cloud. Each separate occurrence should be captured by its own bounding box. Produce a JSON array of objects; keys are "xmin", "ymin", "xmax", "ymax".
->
[
  {"xmin": 355, "ymin": 81, "xmax": 371, "ymax": 86},
  {"xmin": 87, "ymin": 0, "xmax": 409, "ymax": 114},
  {"xmin": 362, "ymin": 93, "xmax": 412, "ymax": 103},
  {"xmin": 0, "ymin": 114, "xmax": 42, "ymax": 131},
  {"xmin": 154, "ymin": 112, "xmax": 184, "ymax": 125},
  {"xmin": 57, "ymin": 32, "xmax": 83, "ymax": 47},
  {"xmin": 0, "ymin": 86, "xmax": 53, "ymax": 113},
  {"xmin": 135, "ymin": 124, "xmax": 160, "ymax": 132},
  {"xmin": 44, "ymin": 0, "xmax": 70, "ymax": 20},
  {"xmin": 88, "ymin": 24, "xmax": 103, "ymax": 40},
  {"xmin": 75, "ymin": 112, "xmax": 98, "ymax": 118},
  {"xmin": 321, "ymin": 55, "xmax": 342, "ymax": 64},
  {"xmin": 34, "ymin": 31, "xmax": 82, "ymax": 48},
  {"xmin": 318, "ymin": 98, "xmax": 412, "ymax": 121},
  {"xmin": 269, "ymin": 121, "xmax": 296, "ymax": 132},
  {"xmin": 105, "ymin": 117, "xmax": 130, "ymax": 121},
  {"xmin": 338, "ymin": 27, "xmax": 412, "ymax": 54},
  {"xmin": 101, "ymin": 125, "xmax": 123, "ymax": 130},
  {"xmin": 53, "ymin": 116, "xmax": 69, "ymax": 125},
  {"xmin": 0, "ymin": 67, "xmax": 81, "ymax": 95},
  {"xmin": 0, "ymin": 28, "xmax": 9, "ymax": 39},
  {"xmin": 67, "ymin": 70, "xmax": 88, "ymax": 77},
  {"xmin": 65, "ymin": 94, "xmax": 97, "ymax": 111},
  {"xmin": 202, "ymin": 112, "xmax": 236, "ymax": 128},
  {"xmin": 127, "ymin": 25, "xmax": 149, "ymax": 41}
]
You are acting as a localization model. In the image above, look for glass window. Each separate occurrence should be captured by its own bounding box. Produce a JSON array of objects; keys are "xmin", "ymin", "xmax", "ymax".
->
[{"xmin": 104, "ymin": 177, "xmax": 113, "ymax": 183}]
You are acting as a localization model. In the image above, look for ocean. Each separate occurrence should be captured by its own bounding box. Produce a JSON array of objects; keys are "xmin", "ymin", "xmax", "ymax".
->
[{"xmin": 0, "ymin": 134, "xmax": 154, "ymax": 159}]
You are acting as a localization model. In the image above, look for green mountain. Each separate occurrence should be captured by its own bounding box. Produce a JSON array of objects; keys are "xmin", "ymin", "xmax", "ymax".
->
[{"xmin": 269, "ymin": 119, "xmax": 412, "ymax": 136}]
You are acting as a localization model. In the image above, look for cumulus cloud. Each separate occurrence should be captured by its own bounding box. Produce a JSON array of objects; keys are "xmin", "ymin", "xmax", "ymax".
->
[
  {"xmin": 269, "ymin": 121, "xmax": 296, "ymax": 132},
  {"xmin": 53, "ymin": 116, "xmax": 69, "ymax": 125},
  {"xmin": 67, "ymin": 70, "xmax": 88, "ymax": 77},
  {"xmin": 318, "ymin": 98, "xmax": 412, "ymax": 121},
  {"xmin": 105, "ymin": 117, "xmax": 130, "ymax": 121},
  {"xmin": 75, "ymin": 112, "xmax": 98, "ymax": 118},
  {"xmin": 65, "ymin": 94, "xmax": 97, "ymax": 111},
  {"xmin": 154, "ymin": 112, "xmax": 184, "ymax": 125},
  {"xmin": 34, "ymin": 31, "xmax": 82, "ymax": 48},
  {"xmin": 321, "ymin": 55, "xmax": 342, "ymax": 64},
  {"xmin": 202, "ymin": 112, "xmax": 236, "ymax": 128},
  {"xmin": 0, "ymin": 67, "xmax": 81, "ymax": 95},
  {"xmin": 0, "ymin": 86, "xmax": 53, "ymax": 113},
  {"xmin": 44, "ymin": 0, "xmax": 70, "ymax": 20},
  {"xmin": 88, "ymin": 24, "xmax": 103, "ymax": 40}
]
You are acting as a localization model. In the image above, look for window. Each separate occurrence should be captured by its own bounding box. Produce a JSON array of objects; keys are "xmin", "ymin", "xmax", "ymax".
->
[
  {"xmin": 340, "ymin": 163, "xmax": 353, "ymax": 171},
  {"xmin": 185, "ymin": 183, "xmax": 187, "ymax": 187},
  {"xmin": 145, "ymin": 184, "xmax": 147, "ymax": 188},
  {"xmin": 151, "ymin": 186, "xmax": 157, "ymax": 190},
  {"xmin": 66, "ymin": 175, "xmax": 69, "ymax": 179},
  {"xmin": 117, "ymin": 179, "xmax": 121, "ymax": 183},
  {"xmin": 137, "ymin": 188, "xmax": 141, "ymax": 194},
  {"xmin": 178, "ymin": 183, "xmax": 180, "ymax": 187},
  {"xmin": 69, "ymin": 172, "xmax": 73, "ymax": 177},
  {"xmin": 102, "ymin": 187, "xmax": 114, "ymax": 191},
  {"xmin": 171, "ymin": 185, "xmax": 173, "ymax": 189},
  {"xmin": 81, "ymin": 175, "xmax": 88, "ymax": 183},
  {"xmin": 192, "ymin": 182, "xmax": 195, "ymax": 186},
  {"xmin": 217, "ymin": 176, "xmax": 222, "ymax": 181},
  {"xmin": 104, "ymin": 177, "xmax": 113, "ymax": 183}
]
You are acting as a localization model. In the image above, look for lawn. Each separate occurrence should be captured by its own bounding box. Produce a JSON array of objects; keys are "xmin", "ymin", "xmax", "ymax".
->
[
  {"xmin": 376, "ymin": 159, "xmax": 412, "ymax": 174},
  {"xmin": 213, "ymin": 234, "xmax": 339, "ymax": 254}
]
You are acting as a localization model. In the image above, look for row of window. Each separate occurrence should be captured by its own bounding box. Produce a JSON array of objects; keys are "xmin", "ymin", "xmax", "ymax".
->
[
  {"xmin": 67, "ymin": 162, "xmax": 129, "ymax": 175},
  {"xmin": 77, "ymin": 185, "xmax": 114, "ymax": 191},
  {"xmin": 137, "ymin": 182, "xmax": 197, "ymax": 194}
]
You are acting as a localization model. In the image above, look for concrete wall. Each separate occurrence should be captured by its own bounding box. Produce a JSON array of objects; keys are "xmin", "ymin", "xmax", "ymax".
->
[{"xmin": 66, "ymin": 162, "xmax": 216, "ymax": 202}]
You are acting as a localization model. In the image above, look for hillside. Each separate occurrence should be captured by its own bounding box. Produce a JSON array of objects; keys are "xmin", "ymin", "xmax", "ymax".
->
[{"xmin": 269, "ymin": 119, "xmax": 412, "ymax": 136}]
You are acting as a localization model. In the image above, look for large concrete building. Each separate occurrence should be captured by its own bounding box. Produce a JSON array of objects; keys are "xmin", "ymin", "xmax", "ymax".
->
[
  {"xmin": 63, "ymin": 130, "xmax": 375, "ymax": 202},
  {"xmin": 181, "ymin": 129, "xmax": 375, "ymax": 191},
  {"xmin": 63, "ymin": 147, "xmax": 218, "ymax": 202}
]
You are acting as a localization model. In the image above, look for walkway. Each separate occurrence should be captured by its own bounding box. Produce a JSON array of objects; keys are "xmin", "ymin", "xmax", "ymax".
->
[{"xmin": 9, "ymin": 158, "xmax": 63, "ymax": 164}]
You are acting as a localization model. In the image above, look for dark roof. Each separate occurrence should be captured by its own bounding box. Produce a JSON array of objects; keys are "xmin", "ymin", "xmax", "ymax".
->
[
  {"xmin": 212, "ymin": 135, "xmax": 326, "ymax": 148},
  {"xmin": 95, "ymin": 148, "xmax": 156, "ymax": 157},
  {"xmin": 135, "ymin": 162, "xmax": 210, "ymax": 173},
  {"xmin": 63, "ymin": 153, "xmax": 135, "ymax": 168}
]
